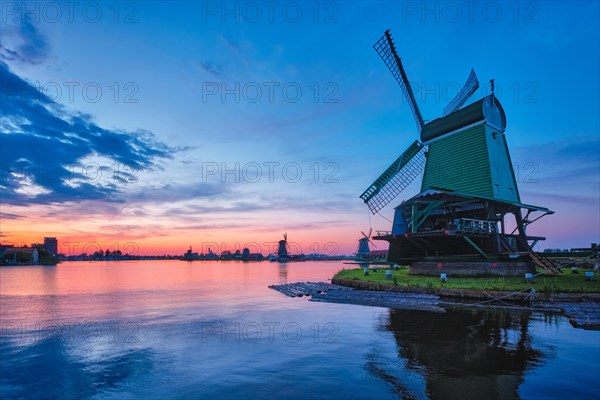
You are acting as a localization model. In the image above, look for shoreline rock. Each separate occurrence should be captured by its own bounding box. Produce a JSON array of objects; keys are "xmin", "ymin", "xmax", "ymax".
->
[
  {"xmin": 269, "ymin": 280, "xmax": 600, "ymax": 330},
  {"xmin": 331, "ymin": 277, "xmax": 600, "ymax": 303}
]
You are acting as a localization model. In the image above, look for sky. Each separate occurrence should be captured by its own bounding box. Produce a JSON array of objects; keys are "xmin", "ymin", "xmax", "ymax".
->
[{"xmin": 0, "ymin": 1, "xmax": 598, "ymax": 256}]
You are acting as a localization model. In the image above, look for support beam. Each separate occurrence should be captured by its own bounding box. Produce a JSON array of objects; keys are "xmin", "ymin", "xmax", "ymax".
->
[
  {"xmin": 523, "ymin": 211, "xmax": 552, "ymax": 227},
  {"xmin": 495, "ymin": 230, "xmax": 502, "ymax": 254},
  {"xmin": 411, "ymin": 205, "xmax": 417, "ymax": 233},
  {"xmin": 463, "ymin": 236, "xmax": 489, "ymax": 259},
  {"xmin": 523, "ymin": 209, "xmax": 533, "ymax": 222},
  {"xmin": 413, "ymin": 200, "xmax": 445, "ymax": 232},
  {"xmin": 512, "ymin": 210, "xmax": 527, "ymax": 237}
]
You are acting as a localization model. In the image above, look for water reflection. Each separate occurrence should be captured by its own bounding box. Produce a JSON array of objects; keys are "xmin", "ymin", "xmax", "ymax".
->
[
  {"xmin": 278, "ymin": 263, "xmax": 288, "ymax": 284},
  {"xmin": 1, "ymin": 262, "xmax": 597, "ymax": 399},
  {"xmin": 1, "ymin": 331, "xmax": 158, "ymax": 399},
  {"xmin": 374, "ymin": 309, "xmax": 554, "ymax": 400}
]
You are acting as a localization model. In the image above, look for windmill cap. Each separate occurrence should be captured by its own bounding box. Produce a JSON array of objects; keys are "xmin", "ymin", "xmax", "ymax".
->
[{"xmin": 421, "ymin": 95, "xmax": 506, "ymax": 143}]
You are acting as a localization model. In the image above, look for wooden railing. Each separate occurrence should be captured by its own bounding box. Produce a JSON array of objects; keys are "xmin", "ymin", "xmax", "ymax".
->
[{"xmin": 459, "ymin": 218, "xmax": 498, "ymax": 233}]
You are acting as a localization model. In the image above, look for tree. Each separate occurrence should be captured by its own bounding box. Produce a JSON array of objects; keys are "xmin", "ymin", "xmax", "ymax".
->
[
  {"xmin": 37, "ymin": 247, "xmax": 59, "ymax": 265},
  {"xmin": 16, "ymin": 251, "xmax": 32, "ymax": 263}
]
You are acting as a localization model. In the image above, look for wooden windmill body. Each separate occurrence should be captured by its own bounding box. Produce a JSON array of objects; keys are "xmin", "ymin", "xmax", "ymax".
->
[{"xmin": 361, "ymin": 31, "xmax": 560, "ymax": 276}]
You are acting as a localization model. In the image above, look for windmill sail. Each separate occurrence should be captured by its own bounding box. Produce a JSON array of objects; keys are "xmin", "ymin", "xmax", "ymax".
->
[
  {"xmin": 443, "ymin": 68, "xmax": 479, "ymax": 116},
  {"xmin": 374, "ymin": 30, "xmax": 424, "ymax": 132},
  {"xmin": 360, "ymin": 140, "xmax": 426, "ymax": 214}
]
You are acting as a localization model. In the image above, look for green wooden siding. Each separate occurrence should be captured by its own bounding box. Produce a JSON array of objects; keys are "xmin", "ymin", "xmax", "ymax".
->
[
  {"xmin": 421, "ymin": 124, "xmax": 494, "ymax": 197},
  {"xmin": 485, "ymin": 126, "xmax": 521, "ymax": 203}
]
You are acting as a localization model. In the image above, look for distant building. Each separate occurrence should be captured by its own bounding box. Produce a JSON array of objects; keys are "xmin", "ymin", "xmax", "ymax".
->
[
  {"xmin": 44, "ymin": 237, "xmax": 58, "ymax": 255},
  {"xmin": 364, "ymin": 249, "xmax": 389, "ymax": 260},
  {"xmin": 183, "ymin": 246, "xmax": 199, "ymax": 261},
  {"xmin": 241, "ymin": 248, "xmax": 250, "ymax": 260},
  {"xmin": 0, "ymin": 244, "xmax": 15, "ymax": 257},
  {"xmin": 3, "ymin": 247, "xmax": 39, "ymax": 264},
  {"xmin": 248, "ymin": 253, "xmax": 264, "ymax": 261}
]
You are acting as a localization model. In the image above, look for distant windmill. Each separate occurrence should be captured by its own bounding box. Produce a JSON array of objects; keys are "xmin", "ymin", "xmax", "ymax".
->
[
  {"xmin": 356, "ymin": 228, "xmax": 377, "ymax": 258},
  {"xmin": 277, "ymin": 233, "xmax": 289, "ymax": 262},
  {"xmin": 360, "ymin": 30, "xmax": 560, "ymax": 276}
]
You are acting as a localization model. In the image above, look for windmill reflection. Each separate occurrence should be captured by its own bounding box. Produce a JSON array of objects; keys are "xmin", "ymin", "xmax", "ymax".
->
[
  {"xmin": 370, "ymin": 309, "xmax": 550, "ymax": 400},
  {"xmin": 278, "ymin": 263, "xmax": 288, "ymax": 284}
]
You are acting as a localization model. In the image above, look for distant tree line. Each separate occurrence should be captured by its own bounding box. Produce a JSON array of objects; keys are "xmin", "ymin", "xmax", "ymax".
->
[{"xmin": 543, "ymin": 248, "xmax": 571, "ymax": 253}]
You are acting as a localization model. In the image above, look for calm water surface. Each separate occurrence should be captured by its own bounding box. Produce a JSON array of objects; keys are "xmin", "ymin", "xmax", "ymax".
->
[{"xmin": 1, "ymin": 261, "xmax": 599, "ymax": 399}]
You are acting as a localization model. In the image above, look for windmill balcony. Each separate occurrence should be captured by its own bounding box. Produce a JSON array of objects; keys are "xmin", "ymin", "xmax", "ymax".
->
[
  {"xmin": 374, "ymin": 218, "xmax": 497, "ymax": 240},
  {"xmin": 456, "ymin": 218, "xmax": 497, "ymax": 233}
]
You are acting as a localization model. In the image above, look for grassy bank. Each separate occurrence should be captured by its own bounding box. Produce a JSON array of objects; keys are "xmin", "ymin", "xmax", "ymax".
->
[{"xmin": 334, "ymin": 267, "xmax": 600, "ymax": 294}]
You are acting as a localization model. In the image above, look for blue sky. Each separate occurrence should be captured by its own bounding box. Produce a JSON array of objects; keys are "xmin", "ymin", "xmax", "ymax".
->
[{"xmin": 1, "ymin": 1, "xmax": 598, "ymax": 254}]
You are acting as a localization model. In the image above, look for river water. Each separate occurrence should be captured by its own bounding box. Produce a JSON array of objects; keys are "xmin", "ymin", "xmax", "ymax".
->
[{"xmin": 1, "ymin": 261, "xmax": 598, "ymax": 399}]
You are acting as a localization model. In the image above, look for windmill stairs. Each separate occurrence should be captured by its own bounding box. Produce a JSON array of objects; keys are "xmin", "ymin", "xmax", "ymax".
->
[{"xmin": 515, "ymin": 236, "xmax": 562, "ymax": 275}]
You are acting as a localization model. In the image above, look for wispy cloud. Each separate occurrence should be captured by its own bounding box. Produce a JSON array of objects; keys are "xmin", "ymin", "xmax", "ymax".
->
[
  {"xmin": 0, "ymin": 16, "xmax": 50, "ymax": 65},
  {"xmin": 157, "ymin": 192, "xmax": 362, "ymax": 218},
  {"xmin": 0, "ymin": 212, "xmax": 23, "ymax": 220},
  {"xmin": 513, "ymin": 138, "xmax": 599, "ymax": 193},
  {"xmin": 200, "ymin": 60, "xmax": 224, "ymax": 77},
  {"xmin": 513, "ymin": 138, "xmax": 600, "ymax": 212}
]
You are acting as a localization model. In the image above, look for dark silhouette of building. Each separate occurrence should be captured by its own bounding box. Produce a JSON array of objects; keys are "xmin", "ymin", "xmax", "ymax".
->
[{"xmin": 44, "ymin": 237, "xmax": 58, "ymax": 255}]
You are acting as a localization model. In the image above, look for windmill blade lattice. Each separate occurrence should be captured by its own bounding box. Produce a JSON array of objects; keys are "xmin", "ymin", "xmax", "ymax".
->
[
  {"xmin": 360, "ymin": 140, "xmax": 426, "ymax": 214},
  {"xmin": 373, "ymin": 30, "xmax": 424, "ymax": 132},
  {"xmin": 443, "ymin": 68, "xmax": 480, "ymax": 116}
]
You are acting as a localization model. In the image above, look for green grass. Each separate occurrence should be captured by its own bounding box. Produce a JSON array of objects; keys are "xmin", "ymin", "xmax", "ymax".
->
[{"xmin": 334, "ymin": 267, "xmax": 600, "ymax": 294}]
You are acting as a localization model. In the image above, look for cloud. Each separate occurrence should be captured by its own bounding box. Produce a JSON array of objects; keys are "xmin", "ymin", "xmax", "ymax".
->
[
  {"xmin": 0, "ymin": 212, "xmax": 23, "ymax": 220},
  {"xmin": 125, "ymin": 182, "xmax": 229, "ymax": 203},
  {"xmin": 157, "ymin": 192, "xmax": 362, "ymax": 218},
  {"xmin": 512, "ymin": 138, "xmax": 600, "ymax": 216},
  {"xmin": 0, "ymin": 16, "xmax": 50, "ymax": 65},
  {"xmin": 220, "ymin": 34, "xmax": 244, "ymax": 54},
  {"xmin": 219, "ymin": 33, "xmax": 250, "ymax": 66},
  {"xmin": 200, "ymin": 60, "xmax": 224, "ymax": 77},
  {"xmin": 513, "ymin": 138, "xmax": 599, "ymax": 192},
  {"xmin": 0, "ymin": 62, "xmax": 177, "ymax": 206}
]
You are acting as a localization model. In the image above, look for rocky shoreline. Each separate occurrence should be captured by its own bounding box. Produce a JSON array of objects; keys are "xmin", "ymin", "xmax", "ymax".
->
[
  {"xmin": 269, "ymin": 280, "xmax": 600, "ymax": 330},
  {"xmin": 331, "ymin": 277, "xmax": 600, "ymax": 303}
]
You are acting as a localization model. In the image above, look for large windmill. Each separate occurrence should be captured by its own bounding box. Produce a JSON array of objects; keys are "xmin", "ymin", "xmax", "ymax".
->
[{"xmin": 361, "ymin": 30, "xmax": 559, "ymax": 276}]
